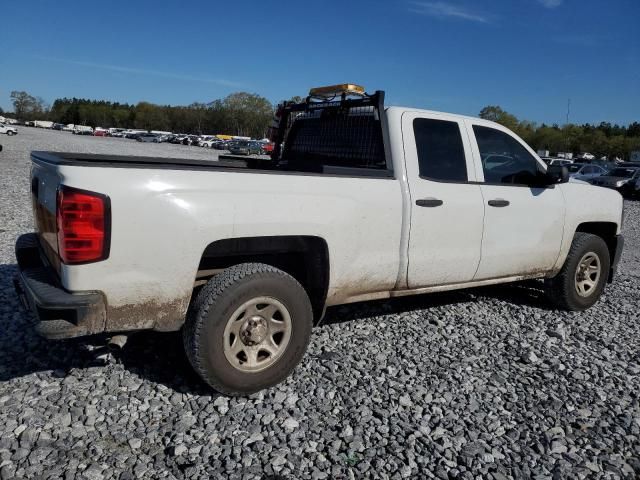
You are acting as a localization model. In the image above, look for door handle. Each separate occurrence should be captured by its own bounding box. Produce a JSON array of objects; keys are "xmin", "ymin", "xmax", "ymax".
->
[
  {"xmin": 416, "ymin": 198, "xmax": 444, "ymax": 207},
  {"xmin": 488, "ymin": 199, "xmax": 510, "ymax": 207}
]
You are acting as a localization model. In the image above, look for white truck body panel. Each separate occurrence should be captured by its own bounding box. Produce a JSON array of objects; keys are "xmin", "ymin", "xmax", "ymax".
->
[
  {"xmin": 463, "ymin": 118, "xmax": 566, "ymax": 279},
  {"xmin": 54, "ymin": 165, "xmax": 402, "ymax": 330},
  {"xmin": 399, "ymin": 110, "xmax": 485, "ymax": 287}
]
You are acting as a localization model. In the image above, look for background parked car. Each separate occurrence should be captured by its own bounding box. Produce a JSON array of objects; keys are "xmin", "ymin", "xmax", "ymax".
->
[
  {"xmin": 567, "ymin": 163, "xmax": 608, "ymax": 182},
  {"xmin": 213, "ymin": 140, "xmax": 230, "ymax": 150},
  {"xmin": 136, "ymin": 133, "xmax": 161, "ymax": 143},
  {"xmin": 72, "ymin": 126, "xmax": 94, "ymax": 135},
  {"xmin": 261, "ymin": 142, "xmax": 275, "ymax": 155},
  {"xmin": 198, "ymin": 136, "xmax": 217, "ymax": 147},
  {"xmin": 124, "ymin": 130, "xmax": 146, "ymax": 139},
  {"xmin": 182, "ymin": 135, "xmax": 200, "ymax": 146},
  {"xmin": 0, "ymin": 123, "xmax": 18, "ymax": 136},
  {"xmin": 590, "ymin": 166, "xmax": 640, "ymax": 196},
  {"xmin": 549, "ymin": 158, "xmax": 573, "ymax": 166},
  {"xmin": 108, "ymin": 128, "xmax": 126, "ymax": 137},
  {"xmin": 630, "ymin": 177, "xmax": 640, "ymax": 199},
  {"xmin": 482, "ymin": 154, "xmax": 514, "ymax": 170},
  {"xmin": 229, "ymin": 140, "xmax": 263, "ymax": 156}
]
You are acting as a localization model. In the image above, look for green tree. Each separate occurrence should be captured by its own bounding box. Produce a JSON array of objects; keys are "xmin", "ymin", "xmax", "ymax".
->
[
  {"xmin": 188, "ymin": 102, "xmax": 208, "ymax": 134},
  {"xmin": 479, "ymin": 105, "xmax": 519, "ymax": 131},
  {"xmin": 583, "ymin": 130, "xmax": 609, "ymax": 159},
  {"xmin": 10, "ymin": 91, "xmax": 37, "ymax": 119},
  {"xmin": 134, "ymin": 102, "xmax": 170, "ymax": 131},
  {"xmin": 529, "ymin": 125, "xmax": 561, "ymax": 152},
  {"xmin": 627, "ymin": 122, "xmax": 640, "ymax": 138},
  {"xmin": 223, "ymin": 92, "xmax": 273, "ymax": 138}
]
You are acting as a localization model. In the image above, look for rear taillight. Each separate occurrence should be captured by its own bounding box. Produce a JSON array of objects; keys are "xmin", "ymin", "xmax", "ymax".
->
[{"xmin": 56, "ymin": 186, "xmax": 110, "ymax": 264}]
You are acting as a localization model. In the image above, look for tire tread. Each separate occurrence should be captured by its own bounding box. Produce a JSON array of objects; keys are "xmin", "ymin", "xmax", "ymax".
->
[
  {"xmin": 183, "ymin": 262, "xmax": 309, "ymax": 394},
  {"xmin": 545, "ymin": 232, "xmax": 609, "ymax": 311}
]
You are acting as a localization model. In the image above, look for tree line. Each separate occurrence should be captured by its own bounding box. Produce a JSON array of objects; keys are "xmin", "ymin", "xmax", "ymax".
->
[
  {"xmin": 5, "ymin": 90, "xmax": 640, "ymax": 158},
  {"xmin": 7, "ymin": 90, "xmax": 275, "ymax": 139},
  {"xmin": 480, "ymin": 106, "xmax": 640, "ymax": 160}
]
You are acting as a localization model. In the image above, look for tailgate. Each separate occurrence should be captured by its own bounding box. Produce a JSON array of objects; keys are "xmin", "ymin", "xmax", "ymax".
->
[{"xmin": 30, "ymin": 156, "xmax": 62, "ymax": 273}]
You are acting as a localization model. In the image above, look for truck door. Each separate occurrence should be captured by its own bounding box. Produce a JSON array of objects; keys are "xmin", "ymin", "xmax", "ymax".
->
[
  {"xmin": 465, "ymin": 121, "xmax": 565, "ymax": 280},
  {"xmin": 401, "ymin": 112, "xmax": 485, "ymax": 288}
]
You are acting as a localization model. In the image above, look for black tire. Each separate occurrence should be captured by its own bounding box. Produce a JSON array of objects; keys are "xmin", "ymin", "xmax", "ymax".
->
[
  {"xmin": 7, "ymin": 131, "xmax": 15, "ymax": 136},
  {"xmin": 183, "ymin": 263, "xmax": 313, "ymax": 395},
  {"xmin": 545, "ymin": 232, "xmax": 610, "ymax": 311}
]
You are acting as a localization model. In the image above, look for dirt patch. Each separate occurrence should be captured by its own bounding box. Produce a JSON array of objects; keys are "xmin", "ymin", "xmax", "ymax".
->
[{"xmin": 107, "ymin": 294, "xmax": 191, "ymax": 333}]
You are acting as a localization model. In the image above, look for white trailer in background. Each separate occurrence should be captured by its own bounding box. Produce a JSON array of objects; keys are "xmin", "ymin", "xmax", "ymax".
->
[{"xmin": 34, "ymin": 120, "xmax": 54, "ymax": 129}]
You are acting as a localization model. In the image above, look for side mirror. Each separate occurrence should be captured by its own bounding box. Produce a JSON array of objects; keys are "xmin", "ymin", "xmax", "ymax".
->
[{"xmin": 546, "ymin": 165, "xmax": 569, "ymax": 184}]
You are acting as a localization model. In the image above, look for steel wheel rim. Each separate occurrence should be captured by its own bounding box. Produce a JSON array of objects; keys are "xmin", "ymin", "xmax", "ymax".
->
[
  {"xmin": 223, "ymin": 296, "xmax": 292, "ymax": 373},
  {"xmin": 574, "ymin": 252, "xmax": 601, "ymax": 297}
]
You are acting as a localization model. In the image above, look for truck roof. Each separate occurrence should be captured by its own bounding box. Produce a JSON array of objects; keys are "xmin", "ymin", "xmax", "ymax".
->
[{"xmin": 385, "ymin": 105, "xmax": 499, "ymax": 126}]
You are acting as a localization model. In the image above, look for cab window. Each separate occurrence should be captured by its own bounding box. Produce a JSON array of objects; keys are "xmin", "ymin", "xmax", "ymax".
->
[
  {"xmin": 414, "ymin": 118, "xmax": 467, "ymax": 182},
  {"xmin": 473, "ymin": 126, "xmax": 541, "ymax": 185}
]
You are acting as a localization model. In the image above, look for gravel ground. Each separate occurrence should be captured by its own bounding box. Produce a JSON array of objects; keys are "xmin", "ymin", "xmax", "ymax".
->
[{"xmin": 0, "ymin": 128, "xmax": 639, "ymax": 479}]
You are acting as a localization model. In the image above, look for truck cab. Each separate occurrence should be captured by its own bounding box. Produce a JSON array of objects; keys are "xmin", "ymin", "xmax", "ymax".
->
[{"xmin": 389, "ymin": 107, "xmax": 622, "ymax": 288}]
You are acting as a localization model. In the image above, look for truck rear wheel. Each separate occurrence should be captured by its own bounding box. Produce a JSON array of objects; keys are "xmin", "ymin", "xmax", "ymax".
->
[
  {"xmin": 183, "ymin": 263, "xmax": 313, "ymax": 395},
  {"xmin": 545, "ymin": 233, "xmax": 610, "ymax": 311}
]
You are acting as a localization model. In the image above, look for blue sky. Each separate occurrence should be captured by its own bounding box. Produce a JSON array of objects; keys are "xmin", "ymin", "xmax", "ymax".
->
[{"xmin": 1, "ymin": 0, "xmax": 638, "ymax": 125}]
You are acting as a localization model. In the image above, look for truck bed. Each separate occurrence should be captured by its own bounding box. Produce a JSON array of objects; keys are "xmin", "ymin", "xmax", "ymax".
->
[
  {"xmin": 31, "ymin": 151, "xmax": 269, "ymax": 171},
  {"xmin": 31, "ymin": 151, "xmax": 394, "ymax": 178},
  {"xmin": 27, "ymin": 146, "xmax": 404, "ymax": 335}
]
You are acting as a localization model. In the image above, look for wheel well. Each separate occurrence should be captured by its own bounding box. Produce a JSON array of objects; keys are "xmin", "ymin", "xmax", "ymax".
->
[
  {"xmin": 575, "ymin": 222, "xmax": 618, "ymax": 277},
  {"xmin": 196, "ymin": 236, "xmax": 330, "ymax": 324}
]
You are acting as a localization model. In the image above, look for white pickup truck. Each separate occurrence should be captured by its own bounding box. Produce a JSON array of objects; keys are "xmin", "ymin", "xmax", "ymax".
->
[
  {"xmin": 15, "ymin": 84, "xmax": 624, "ymax": 395},
  {"xmin": 0, "ymin": 123, "xmax": 18, "ymax": 136}
]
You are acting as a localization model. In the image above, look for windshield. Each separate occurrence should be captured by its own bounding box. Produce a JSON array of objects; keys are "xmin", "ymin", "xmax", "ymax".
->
[{"xmin": 608, "ymin": 168, "xmax": 638, "ymax": 178}]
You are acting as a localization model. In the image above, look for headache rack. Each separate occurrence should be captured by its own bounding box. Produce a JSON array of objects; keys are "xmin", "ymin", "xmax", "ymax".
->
[{"xmin": 270, "ymin": 89, "xmax": 392, "ymax": 176}]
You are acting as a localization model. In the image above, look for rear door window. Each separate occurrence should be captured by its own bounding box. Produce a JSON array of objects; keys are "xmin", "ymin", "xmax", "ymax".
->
[{"xmin": 413, "ymin": 118, "xmax": 467, "ymax": 182}]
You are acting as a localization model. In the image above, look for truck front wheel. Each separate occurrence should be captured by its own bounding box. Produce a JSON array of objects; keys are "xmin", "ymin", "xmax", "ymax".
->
[
  {"xmin": 183, "ymin": 263, "xmax": 313, "ymax": 395},
  {"xmin": 545, "ymin": 233, "xmax": 610, "ymax": 311}
]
